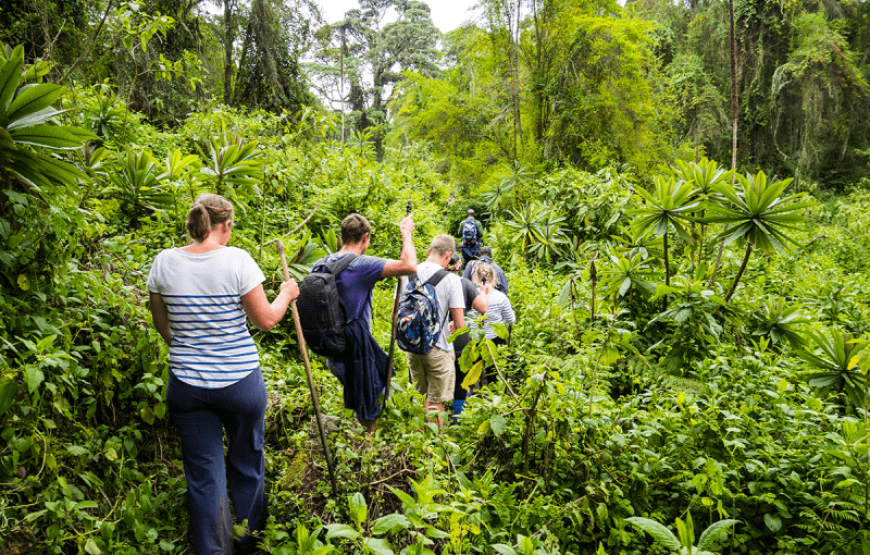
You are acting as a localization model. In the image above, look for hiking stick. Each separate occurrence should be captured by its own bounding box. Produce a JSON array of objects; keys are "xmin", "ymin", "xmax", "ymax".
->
[
  {"xmin": 383, "ymin": 276, "xmax": 404, "ymax": 407},
  {"xmin": 384, "ymin": 201, "xmax": 412, "ymax": 407},
  {"xmin": 276, "ymin": 240, "xmax": 339, "ymax": 494}
]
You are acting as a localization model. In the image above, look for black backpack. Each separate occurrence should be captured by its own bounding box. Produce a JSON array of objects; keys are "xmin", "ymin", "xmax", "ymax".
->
[{"xmin": 296, "ymin": 254, "xmax": 357, "ymax": 360}]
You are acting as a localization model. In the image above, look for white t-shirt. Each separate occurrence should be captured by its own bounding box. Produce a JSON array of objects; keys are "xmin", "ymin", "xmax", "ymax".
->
[
  {"xmin": 415, "ymin": 261, "xmax": 464, "ymax": 351},
  {"xmin": 146, "ymin": 247, "xmax": 266, "ymax": 389}
]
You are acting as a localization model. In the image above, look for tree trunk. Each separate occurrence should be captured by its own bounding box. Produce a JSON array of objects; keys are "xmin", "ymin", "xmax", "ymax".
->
[
  {"xmin": 708, "ymin": 0, "xmax": 738, "ymax": 288},
  {"xmin": 513, "ymin": 0, "xmax": 524, "ymax": 156},
  {"xmin": 663, "ymin": 230, "xmax": 670, "ymax": 287},
  {"xmin": 223, "ymin": 0, "xmax": 235, "ymax": 105},
  {"xmin": 725, "ymin": 244, "xmax": 752, "ymax": 302},
  {"xmin": 233, "ymin": 17, "xmax": 254, "ymax": 107}
]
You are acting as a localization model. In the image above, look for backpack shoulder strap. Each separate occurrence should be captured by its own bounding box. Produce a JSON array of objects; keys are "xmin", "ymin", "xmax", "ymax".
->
[
  {"xmin": 425, "ymin": 269, "xmax": 449, "ymax": 288},
  {"xmin": 318, "ymin": 253, "xmax": 357, "ymax": 275}
]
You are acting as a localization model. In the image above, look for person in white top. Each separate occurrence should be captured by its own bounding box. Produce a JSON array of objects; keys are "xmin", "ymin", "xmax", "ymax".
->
[
  {"xmin": 406, "ymin": 235, "xmax": 466, "ymax": 429},
  {"xmin": 147, "ymin": 194, "xmax": 299, "ymax": 555}
]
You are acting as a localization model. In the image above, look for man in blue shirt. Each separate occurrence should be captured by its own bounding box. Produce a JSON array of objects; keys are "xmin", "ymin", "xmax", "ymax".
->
[{"xmin": 316, "ymin": 213, "xmax": 416, "ymax": 434}]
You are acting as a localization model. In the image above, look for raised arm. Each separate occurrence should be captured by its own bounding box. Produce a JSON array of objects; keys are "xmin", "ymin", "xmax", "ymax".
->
[
  {"xmin": 242, "ymin": 280, "xmax": 299, "ymax": 331},
  {"xmin": 382, "ymin": 214, "xmax": 417, "ymax": 278},
  {"xmin": 471, "ymin": 293, "xmax": 488, "ymax": 314},
  {"xmin": 451, "ymin": 307, "xmax": 465, "ymax": 331}
]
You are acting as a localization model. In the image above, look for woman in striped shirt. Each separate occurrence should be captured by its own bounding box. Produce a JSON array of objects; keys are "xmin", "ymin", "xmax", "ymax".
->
[
  {"xmin": 147, "ymin": 194, "xmax": 298, "ymax": 555},
  {"xmin": 469, "ymin": 262, "xmax": 515, "ymax": 343},
  {"xmin": 468, "ymin": 262, "xmax": 515, "ymax": 387}
]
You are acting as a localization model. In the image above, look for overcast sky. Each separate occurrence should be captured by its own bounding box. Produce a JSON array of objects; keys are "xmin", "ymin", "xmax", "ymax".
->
[{"xmin": 318, "ymin": 0, "xmax": 480, "ymax": 33}]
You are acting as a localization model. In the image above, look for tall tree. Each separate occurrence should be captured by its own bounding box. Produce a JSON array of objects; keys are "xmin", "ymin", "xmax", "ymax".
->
[
  {"xmin": 232, "ymin": 0, "xmax": 317, "ymax": 113},
  {"xmin": 310, "ymin": 0, "xmax": 440, "ymax": 156},
  {"xmin": 223, "ymin": 0, "xmax": 237, "ymax": 105}
]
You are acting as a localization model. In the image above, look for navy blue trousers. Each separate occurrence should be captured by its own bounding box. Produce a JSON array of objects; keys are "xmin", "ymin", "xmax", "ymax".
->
[{"xmin": 167, "ymin": 369, "xmax": 267, "ymax": 555}]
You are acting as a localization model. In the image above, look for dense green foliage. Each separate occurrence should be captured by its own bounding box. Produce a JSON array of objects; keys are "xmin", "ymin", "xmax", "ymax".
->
[{"xmin": 2, "ymin": 0, "xmax": 870, "ymax": 554}]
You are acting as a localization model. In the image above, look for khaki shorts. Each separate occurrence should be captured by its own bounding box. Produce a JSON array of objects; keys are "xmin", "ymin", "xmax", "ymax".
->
[{"xmin": 408, "ymin": 347, "xmax": 455, "ymax": 404}]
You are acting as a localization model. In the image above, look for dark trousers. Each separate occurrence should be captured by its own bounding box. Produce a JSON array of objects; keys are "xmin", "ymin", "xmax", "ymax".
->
[
  {"xmin": 461, "ymin": 243, "xmax": 479, "ymax": 267},
  {"xmin": 167, "ymin": 369, "xmax": 268, "ymax": 555}
]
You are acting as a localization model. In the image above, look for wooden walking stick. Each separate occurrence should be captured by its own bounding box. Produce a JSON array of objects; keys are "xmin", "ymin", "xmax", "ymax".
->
[
  {"xmin": 383, "ymin": 201, "xmax": 413, "ymax": 406},
  {"xmin": 383, "ymin": 276, "xmax": 404, "ymax": 407},
  {"xmin": 276, "ymin": 239, "xmax": 339, "ymax": 494}
]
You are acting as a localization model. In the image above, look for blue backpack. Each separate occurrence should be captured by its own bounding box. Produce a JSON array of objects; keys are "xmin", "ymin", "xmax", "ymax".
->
[
  {"xmin": 462, "ymin": 219, "xmax": 478, "ymax": 244},
  {"xmin": 396, "ymin": 270, "xmax": 450, "ymax": 355}
]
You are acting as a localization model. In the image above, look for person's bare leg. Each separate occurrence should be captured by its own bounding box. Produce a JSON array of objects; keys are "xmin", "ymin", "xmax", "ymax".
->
[
  {"xmin": 360, "ymin": 419, "xmax": 378, "ymax": 436},
  {"xmin": 424, "ymin": 400, "xmax": 445, "ymax": 429}
]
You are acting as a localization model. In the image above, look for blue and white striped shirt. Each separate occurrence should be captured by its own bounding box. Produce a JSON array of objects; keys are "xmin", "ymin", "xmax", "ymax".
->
[
  {"xmin": 147, "ymin": 247, "xmax": 266, "ymax": 389},
  {"xmin": 469, "ymin": 290, "xmax": 515, "ymax": 341}
]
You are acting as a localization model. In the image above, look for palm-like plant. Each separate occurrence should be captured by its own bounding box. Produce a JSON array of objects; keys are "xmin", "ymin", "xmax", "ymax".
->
[
  {"xmin": 505, "ymin": 202, "xmax": 544, "ymax": 254},
  {"xmin": 482, "ymin": 162, "xmax": 532, "ymax": 213},
  {"xmin": 528, "ymin": 209, "xmax": 570, "ymax": 264},
  {"xmin": 162, "ymin": 148, "xmax": 200, "ymax": 231},
  {"xmin": 0, "ymin": 44, "xmax": 96, "ymax": 191},
  {"xmin": 598, "ymin": 249, "xmax": 660, "ymax": 301},
  {"xmin": 107, "ymin": 150, "xmax": 174, "ymax": 226},
  {"xmin": 795, "ymin": 330, "xmax": 868, "ymax": 409},
  {"xmin": 611, "ymin": 224, "xmax": 663, "ymax": 262},
  {"xmin": 704, "ymin": 171, "xmax": 814, "ymax": 301},
  {"xmin": 667, "ymin": 158, "xmax": 733, "ymax": 263},
  {"xmin": 201, "ymin": 136, "xmax": 264, "ymax": 210},
  {"xmin": 626, "ymin": 176, "xmax": 700, "ymax": 286},
  {"xmin": 751, "ymin": 298, "xmax": 810, "ymax": 349},
  {"xmin": 668, "ymin": 158, "xmax": 732, "ymax": 197}
]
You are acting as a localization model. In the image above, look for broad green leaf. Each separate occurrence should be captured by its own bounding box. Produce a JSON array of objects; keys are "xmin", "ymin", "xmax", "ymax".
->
[
  {"xmin": 626, "ymin": 517, "xmax": 681, "ymax": 550},
  {"xmin": 364, "ymin": 537, "xmax": 394, "ymax": 555},
  {"xmin": 6, "ymin": 84, "xmax": 64, "ymax": 123},
  {"xmin": 491, "ymin": 544, "xmax": 518, "ymax": 555},
  {"xmin": 697, "ymin": 519, "xmax": 739, "ymax": 550},
  {"xmin": 25, "ymin": 365, "xmax": 44, "ymax": 393},
  {"xmin": 0, "ymin": 56, "xmax": 24, "ymax": 110},
  {"xmin": 0, "ymin": 379, "xmax": 17, "ymax": 418},
  {"xmin": 349, "ymin": 492, "xmax": 367, "ymax": 527},
  {"xmin": 384, "ymin": 484, "xmax": 416, "ymax": 506},
  {"xmin": 324, "ymin": 523, "xmax": 360, "ymax": 541},
  {"xmin": 372, "ymin": 513, "xmax": 411, "ymax": 535},
  {"xmin": 462, "ymin": 360, "xmax": 484, "ymax": 390},
  {"xmin": 9, "ymin": 125, "xmax": 93, "ymax": 149},
  {"xmin": 490, "ymin": 415, "xmax": 507, "ymax": 436},
  {"xmin": 84, "ymin": 539, "xmax": 102, "ymax": 555},
  {"xmin": 763, "ymin": 513, "xmax": 781, "ymax": 533},
  {"xmin": 6, "ymin": 106, "xmax": 69, "ymax": 130}
]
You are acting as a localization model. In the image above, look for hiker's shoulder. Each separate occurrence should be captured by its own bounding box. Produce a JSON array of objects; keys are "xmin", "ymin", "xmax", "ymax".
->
[{"xmin": 352, "ymin": 254, "xmax": 386, "ymax": 268}]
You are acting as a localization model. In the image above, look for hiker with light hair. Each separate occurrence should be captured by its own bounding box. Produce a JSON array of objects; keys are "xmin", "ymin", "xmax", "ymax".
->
[
  {"xmin": 147, "ymin": 194, "xmax": 299, "ymax": 555},
  {"xmin": 403, "ymin": 234, "xmax": 466, "ymax": 428},
  {"xmin": 463, "ymin": 245, "xmax": 509, "ymax": 295},
  {"xmin": 468, "ymin": 261, "xmax": 515, "ymax": 386}
]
